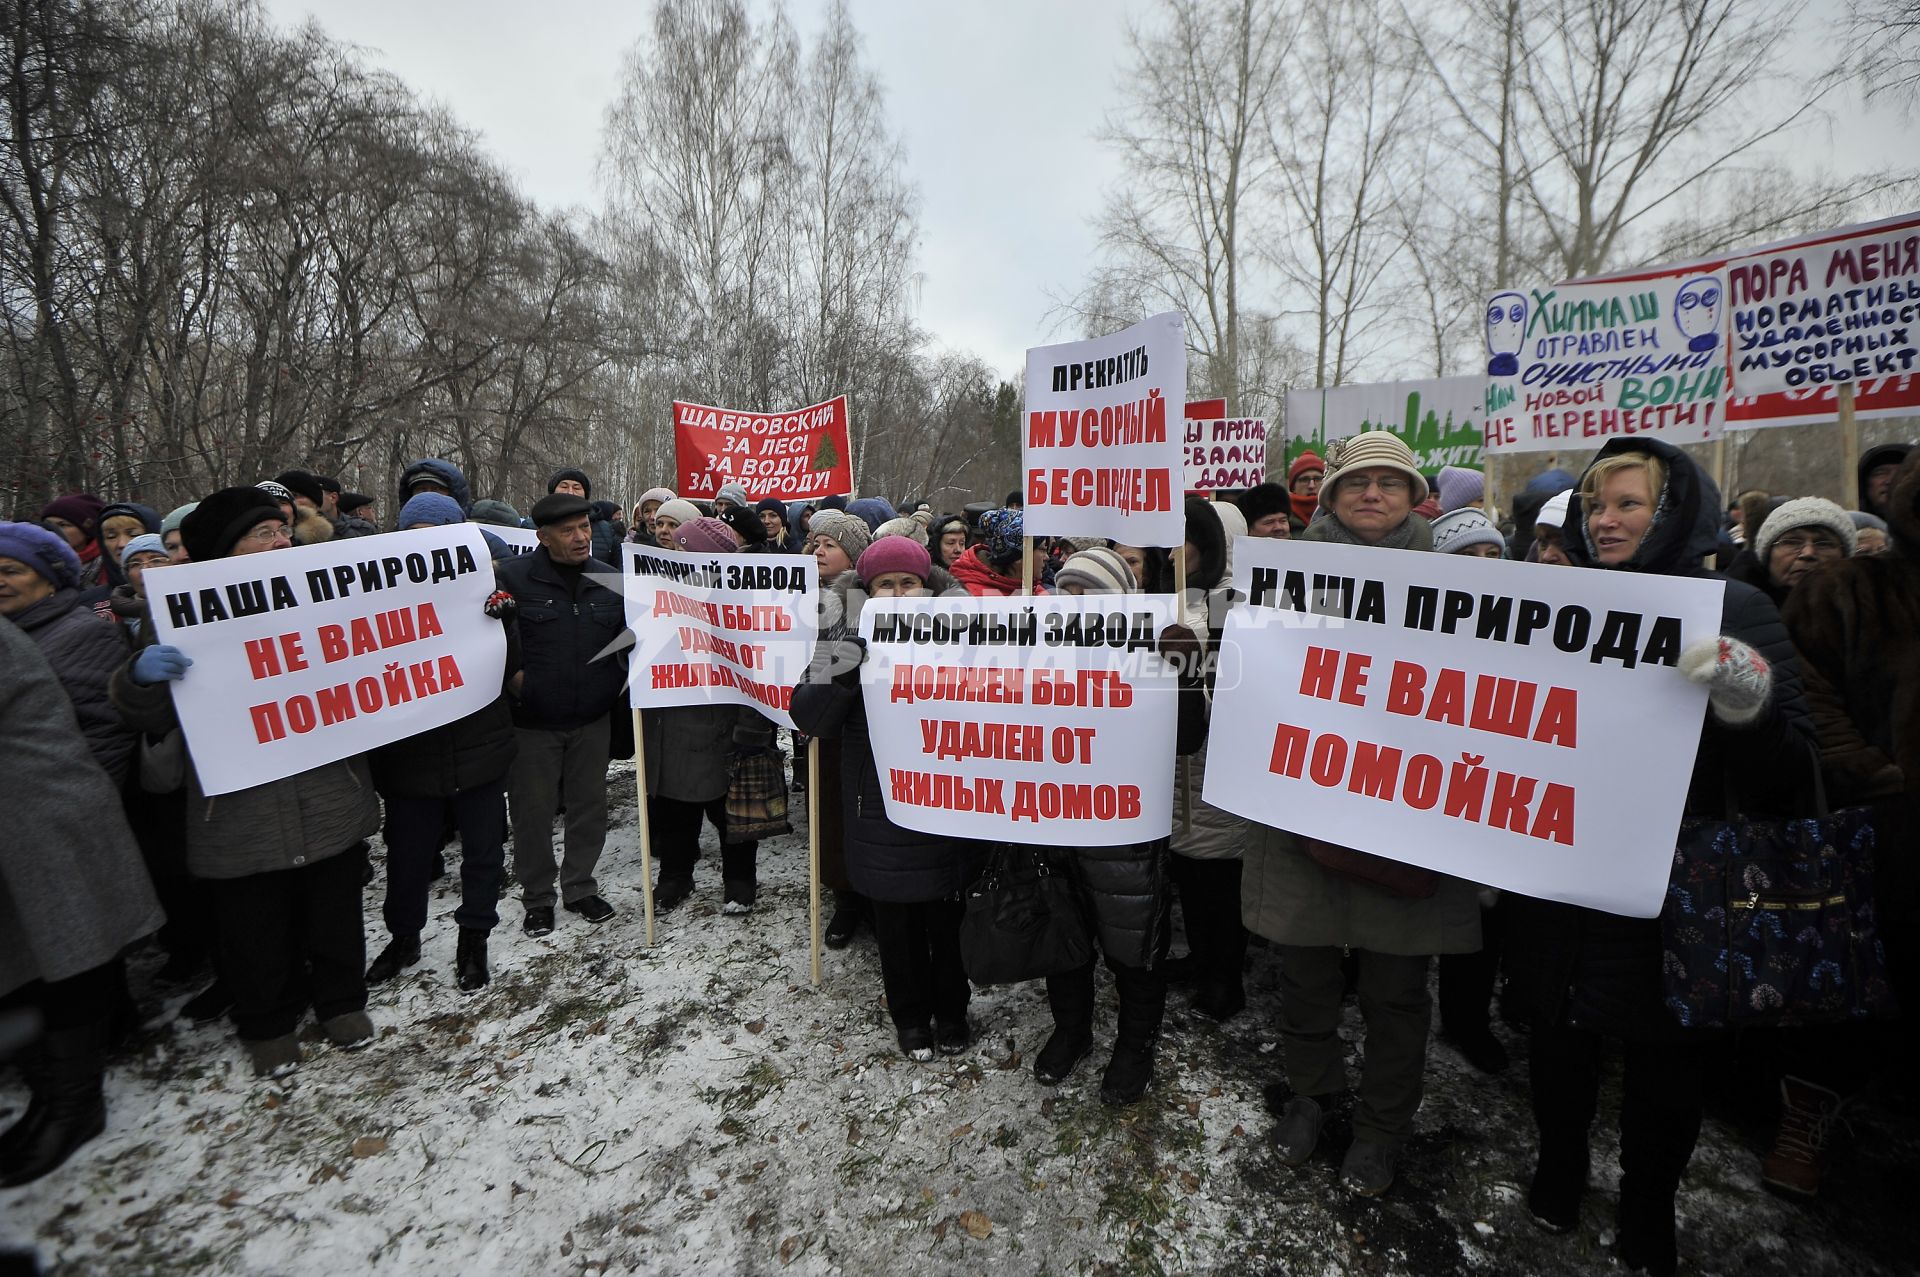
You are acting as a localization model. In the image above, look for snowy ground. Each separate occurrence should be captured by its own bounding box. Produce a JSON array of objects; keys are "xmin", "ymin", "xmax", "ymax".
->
[{"xmin": 3, "ymin": 761, "xmax": 1916, "ymax": 1276}]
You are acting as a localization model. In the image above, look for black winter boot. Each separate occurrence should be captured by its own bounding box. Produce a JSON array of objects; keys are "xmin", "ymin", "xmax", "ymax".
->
[
  {"xmin": 1035, "ymin": 962, "xmax": 1096, "ymax": 1085},
  {"xmin": 0, "ymin": 1023, "xmax": 106, "ymax": 1186},
  {"xmin": 1101, "ymin": 962, "xmax": 1167, "ymax": 1105},
  {"xmin": 456, "ymin": 927, "xmax": 490, "ymax": 993},
  {"xmin": 365, "ymin": 932, "xmax": 422, "ymax": 985},
  {"xmin": 824, "ymin": 891, "xmax": 867, "ymax": 949},
  {"xmin": 0, "ymin": 1035, "xmax": 49, "ymax": 1166}
]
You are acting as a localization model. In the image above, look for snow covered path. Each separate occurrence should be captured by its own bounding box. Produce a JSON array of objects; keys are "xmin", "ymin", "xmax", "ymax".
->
[{"xmin": 2, "ymin": 763, "xmax": 1914, "ymax": 1275}]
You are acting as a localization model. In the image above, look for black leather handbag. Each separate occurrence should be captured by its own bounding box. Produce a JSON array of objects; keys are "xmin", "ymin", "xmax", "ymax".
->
[{"xmin": 958, "ymin": 846, "xmax": 1093, "ymax": 986}]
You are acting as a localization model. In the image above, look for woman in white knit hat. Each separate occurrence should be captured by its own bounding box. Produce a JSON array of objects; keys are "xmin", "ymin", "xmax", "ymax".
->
[{"xmin": 1727, "ymin": 496, "xmax": 1856, "ymax": 607}]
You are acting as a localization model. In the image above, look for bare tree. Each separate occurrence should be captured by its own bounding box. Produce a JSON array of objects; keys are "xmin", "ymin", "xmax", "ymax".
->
[{"xmin": 1072, "ymin": 0, "xmax": 1298, "ymax": 409}]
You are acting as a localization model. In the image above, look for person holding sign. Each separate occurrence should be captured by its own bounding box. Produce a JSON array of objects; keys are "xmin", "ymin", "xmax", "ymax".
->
[
  {"xmin": 1507, "ymin": 439, "xmax": 1816, "ymax": 1276},
  {"xmin": 366, "ymin": 501, "xmax": 521, "ymax": 994},
  {"xmin": 1029, "ymin": 547, "xmax": 1176, "ymax": 1106},
  {"xmin": 791, "ymin": 535, "xmax": 982, "ymax": 1060},
  {"xmin": 643, "ymin": 517, "xmax": 779, "ymax": 916},
  {"xmin": 1243, "ymin": 435, "xmax": 1484, "ymax": 1199},
  {"xmin": 109, "ymin": 487, "xmax": 382, "ymax": 1079},
  {"xmin": 497, "ymin": 493, "xmax": 630, "ymax": 936}
]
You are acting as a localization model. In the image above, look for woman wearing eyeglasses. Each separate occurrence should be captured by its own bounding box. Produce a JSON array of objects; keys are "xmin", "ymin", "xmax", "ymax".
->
[{"xmin": 1241, "ymin": 433, "xmax": 1484, "ymax": 1198}]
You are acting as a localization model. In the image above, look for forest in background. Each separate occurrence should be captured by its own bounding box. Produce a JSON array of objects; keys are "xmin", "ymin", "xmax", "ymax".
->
[{"xmin": 4, "ymin": 0, "xmax": 1917, "ymax": 517}]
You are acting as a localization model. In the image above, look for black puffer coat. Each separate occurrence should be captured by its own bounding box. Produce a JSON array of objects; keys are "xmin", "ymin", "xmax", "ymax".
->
[
  {"xmin": 790, "ymin": 567, "xmax": 986, "ymax": 903},
  {"xmin": 12, "ymin": 587, "xmax": 136, "ymax": 785},
  {"xmin": 495, "ymin": 547, "xmax": 628, "ymax": 732},
  {"xmin": 1506, "ymin": 437, "xmax": 1817, "ymax": 1040},
  {"xmin": 370, "ymin": 601, "xmax": 520, "ymax": 799}
]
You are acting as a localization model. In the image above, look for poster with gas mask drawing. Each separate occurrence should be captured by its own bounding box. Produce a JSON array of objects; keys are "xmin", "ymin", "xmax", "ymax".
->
[{"xmin": 1480, "ymin": 272, "xmax": 1728, "ymax": 456}]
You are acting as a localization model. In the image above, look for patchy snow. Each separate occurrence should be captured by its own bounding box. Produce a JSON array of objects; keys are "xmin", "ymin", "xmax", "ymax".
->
[{"xmin": 2, "ymin": 760, "xmax": 1915, "ymax": 1275}]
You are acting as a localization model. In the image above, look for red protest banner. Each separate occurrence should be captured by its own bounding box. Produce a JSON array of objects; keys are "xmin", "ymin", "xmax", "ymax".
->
[
  {"xmin": 672, "ymin": 395, "xmax": 853, "ymax": 502},
  {"xmin": 1185, "ymin": 398, "xmax": 1228, "ymax": 420}
]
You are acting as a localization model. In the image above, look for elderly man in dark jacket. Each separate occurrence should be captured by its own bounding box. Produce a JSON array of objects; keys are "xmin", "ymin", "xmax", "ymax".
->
[
  {"xmin": 0, "ymin": 619, "xmax": 163, "ymax": 1185},
  {"xmin": 111, "ymin": 486, "xmax": 382, "ymax": 1079},
  {"xmin": 0, "ymin": 521, "xmax": 135, "ymax": 784},
  {"xmin": 496, "ymin": 493, "xmax": 629, "ymax": 936},
  {"xmin": 547, "ymin": 467, "xmax": 622, "ymax": 567}
]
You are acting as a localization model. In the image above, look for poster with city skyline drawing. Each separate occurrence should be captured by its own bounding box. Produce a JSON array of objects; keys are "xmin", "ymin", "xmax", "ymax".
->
[{"xmin": 1283, "ymin": 376, "xmax": 1484, "ymax": 474}]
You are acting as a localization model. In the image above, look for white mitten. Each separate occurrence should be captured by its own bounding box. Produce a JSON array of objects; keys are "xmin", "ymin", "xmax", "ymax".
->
[{"xmin": 1679, "ymin": 635, "xmax": 1772, "ymax": 725}]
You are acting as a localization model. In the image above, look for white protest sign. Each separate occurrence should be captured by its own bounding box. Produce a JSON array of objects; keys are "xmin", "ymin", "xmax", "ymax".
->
[
  {"xmin": 488, "ymin": 525, "xmax": 539, "ymax": 556},
  {"xmin": 149, "ymin": 526, "xmax": 506, "ymax": 796},
  {"xmin": 1184, "ymin": 418, "xmax": 1268, "ymax": 491},
  {"xmin": 1726, "ymin": 212, "xmax": 1920, "ymax": 397},
  {"xmin": 1023, "ymin": 312, "xmax": 1187, "ymax": 547},
  {"xmin": 622, "ymin": 543, "xmax": 819, "ymax": 729},
  {"xmin": 1203, "ymin": 538, "xmax": 1723, "ymax": 918},
  {"xmin": 1482, "ymin": 272, "xmax": 1727, "ymax": 454},
  {"xmin": 858, "ymin": 595, "xmax": 1181, "ymax": 846}
]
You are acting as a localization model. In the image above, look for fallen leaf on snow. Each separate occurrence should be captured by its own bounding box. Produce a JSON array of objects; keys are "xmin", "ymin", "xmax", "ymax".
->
[
  {"xmin": 949, "ymin": 1124, "xmax": 973, "ymax": 1140},
  {"xmin": 349, "ymin": 1136, "xmax": 386, "ymax": 1158},
  {"xmin": 778, "ymin": 1234, "xmax": 805, "ymax": 1264},
  {"xmin": 307, "ymin": 1164, "xmax": 343, "ymax": 1186},
  {"xmin": 560, "ymin": 1231, "xmax": 574, "ymax": 1256},
  {"xmin": 958, "ymin": 1210, "xmax": 992, "ymax": 1239},
  {"xmin": 746, "ymin": 1020, "xmax": 766, "ymax": 1034},
  {"xmin": 1185, "ymin": 1100, "xmax": 1201, "ymax": 1117},
  {"xmin": 217, "ymin": 1190, "xmax": 243, "ymax": 1208}
]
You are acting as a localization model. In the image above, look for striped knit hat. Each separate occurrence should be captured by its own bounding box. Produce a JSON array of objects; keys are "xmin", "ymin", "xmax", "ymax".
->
[{"xmin": 1320, "ymin": 434, "xmax": 1430, "ymax": 510}]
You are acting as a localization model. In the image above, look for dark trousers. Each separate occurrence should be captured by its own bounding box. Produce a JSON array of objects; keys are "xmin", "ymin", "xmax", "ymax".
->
[
  {"xmin": 509, "ymin": 717, "xmax": 610, "ymax": 908},
  {"xmin": 1277, "ymin": 945, "xmax": 1433, "ymax": 1143},
  {"xmin": 1169, "ymin": 854, "xmax": 1246, "ymax": 987},
  {"xmin": 870, "ymin": 898, "xmax": 969, "ymax": 1031},
  {"xmin": 1529, "ymin": 1021, "xmax": 1706, "ymax": 1197},
  {"xmin": 203, "ymin": 844, "xmax": 368, "ymax": 1043},
  {"xmin": 649, "ymin": 794, "xmax": 759, "ymax": 885},
  {"xmin": 0, "ymin": 959, "xmax": 119, "ymax": 1032},
  {"xmin": 1438, "ymin": 902, "xmax": 1503, "ymax": 1036},
  {"xmin": 383, "ymin": 780, "xmax": 507, "ymax": 935}
]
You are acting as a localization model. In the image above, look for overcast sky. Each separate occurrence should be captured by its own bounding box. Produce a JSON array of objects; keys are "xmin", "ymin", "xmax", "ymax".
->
[
  {"xmin": 258, "ymin": 0, "xmax": 1146, "ymax": 377},
  {"xmin": 259, "ymin": 0, "xmax": 1895, "ymax": 384}
]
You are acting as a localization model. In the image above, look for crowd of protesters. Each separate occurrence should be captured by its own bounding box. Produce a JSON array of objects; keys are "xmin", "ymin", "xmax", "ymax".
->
[{"xmin": 2, "ymin": 434, "xmax": 1915, "ymax": 1277}]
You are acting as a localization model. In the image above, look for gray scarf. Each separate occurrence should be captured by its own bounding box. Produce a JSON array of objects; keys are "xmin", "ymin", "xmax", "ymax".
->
[{"xmin": 1299, "ymin": 511, "xmax": 1435, "ymax": 552}]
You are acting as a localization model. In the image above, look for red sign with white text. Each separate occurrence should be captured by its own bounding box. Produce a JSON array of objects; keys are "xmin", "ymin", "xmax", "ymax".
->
[{"xmin": 673, "ymin": 395, "xmax": 853, "ymax": 502}]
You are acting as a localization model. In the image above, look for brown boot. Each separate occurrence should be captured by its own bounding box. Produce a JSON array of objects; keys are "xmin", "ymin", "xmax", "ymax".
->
[{"xmin": 1761, "ymin": 1076, "xmax": 1841, "ymax": 1197}]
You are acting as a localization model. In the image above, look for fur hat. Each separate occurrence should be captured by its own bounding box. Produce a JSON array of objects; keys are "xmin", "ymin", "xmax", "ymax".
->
[
  {"xmin": 808, "ymin": 510, "xmax": 872, "ymax": 563},
  {"xmin": 1754, "ymin": 497, "xmax": 1857, "ymax": 561},
  {"xmin": 398, "ymin": 492, "xmax": 466, "ymax": 529},
  {"xmin": 0, "ymin": 521, "xmax": 82, "ymax": 589},
  {"xmin": 674, "ymin": 516, "xmax": 740, "ymax": 554},
  {"xmin": 1054, "ymin": 546, "xmax": 1136, "ymax": 595},
  {"xmin": 183, "ymin": 486, "xmax": 287, "ymax": 561},
  {"xmin": 1235, "ymin": 482, "xmax": 1291, "ymax": 527},
  {"xmin": 1430, "ymin": 507, "xmax": 1505, "ymax": 556},
  {"xmin": 1320, "ymin": 434, "xmax": 1429, "ymax": 510},
  {"xmin": 1435, "ymin": 466, "xmax": 1485, "ymax": 514},
  {"xmin": 857, "ymin": 535, "xmax": 932, "ymax": 587}
]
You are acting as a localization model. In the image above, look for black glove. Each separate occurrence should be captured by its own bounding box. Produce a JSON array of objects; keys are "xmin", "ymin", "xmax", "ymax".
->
[{"xmin": 830, "ymin": 637, "xmax": 867, "ymax": 689}]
